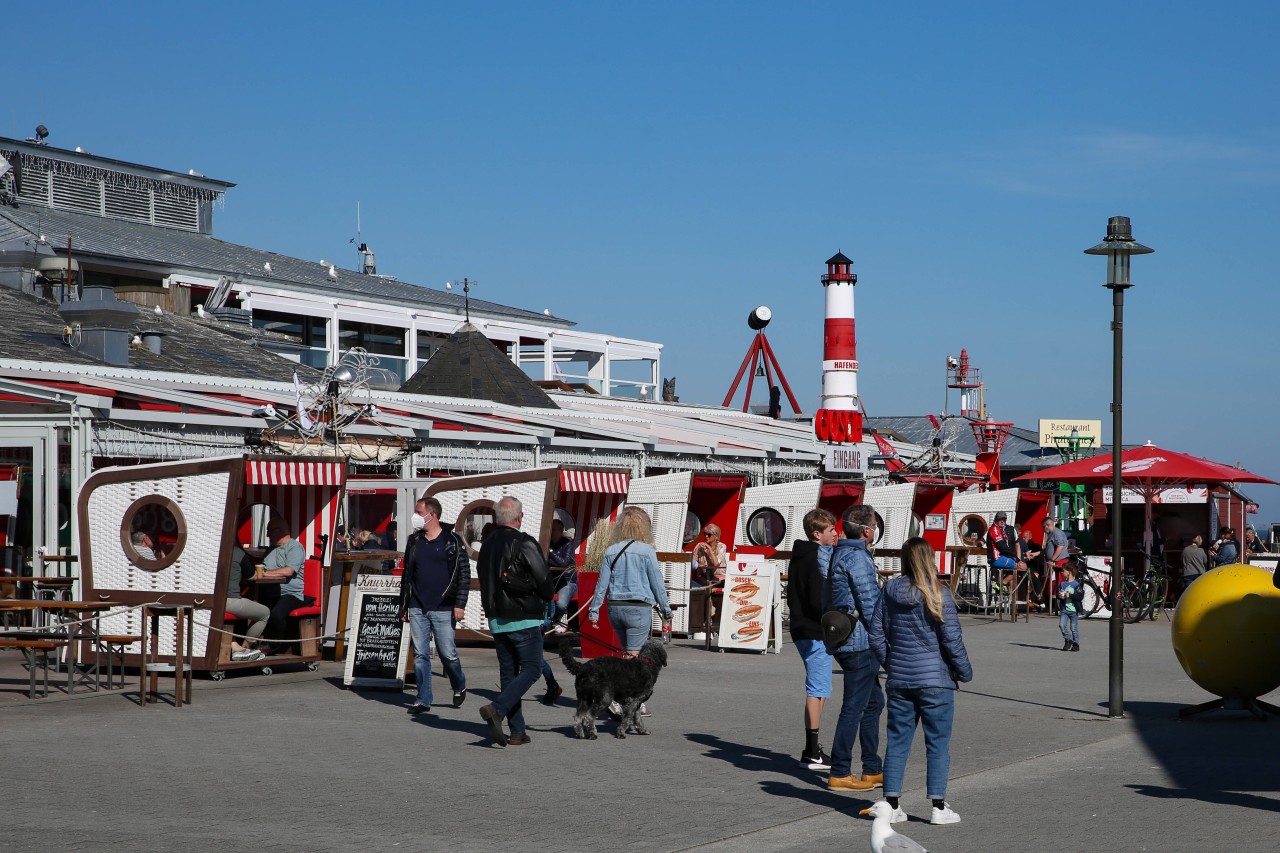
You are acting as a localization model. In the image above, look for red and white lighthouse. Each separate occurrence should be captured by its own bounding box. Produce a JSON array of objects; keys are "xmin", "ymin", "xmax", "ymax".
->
[{"xmin": 814, "ymin": 251, "xmax": 861, "ymax": 443}]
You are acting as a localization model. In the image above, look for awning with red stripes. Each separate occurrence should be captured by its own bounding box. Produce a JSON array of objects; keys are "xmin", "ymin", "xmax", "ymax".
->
[
  {"xmin": 245, "ymin": 459, "xmax": 345, "ymax": 487},
  {"xmin": 558, "ymin": 469, "xmax": 629, "ymax": 494}
]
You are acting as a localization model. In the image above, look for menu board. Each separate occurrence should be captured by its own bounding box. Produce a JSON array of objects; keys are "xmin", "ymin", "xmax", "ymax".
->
[
  {"xmin": 342, "ymin": 574, "xmax": 412, "ymax": 689},
  {"xmin": 716, "ymin": 557, "xmax": 776, "ymax": 652}
]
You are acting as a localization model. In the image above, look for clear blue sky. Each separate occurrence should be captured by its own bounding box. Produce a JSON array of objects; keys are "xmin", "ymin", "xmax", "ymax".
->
[{"xmin": 9, "ymin": 2, "xmax": 1279, "ymax": 527}]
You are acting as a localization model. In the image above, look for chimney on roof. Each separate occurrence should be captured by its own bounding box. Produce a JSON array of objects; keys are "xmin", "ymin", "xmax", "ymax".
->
[
  {"xmin": 358, "ymin": 243, "xmax": 376, "ymax": 276},
  {"xmin": 139, "ymin": 329, "xmax": 166, "ymax": 355},
  {"xmin": 56, "ymin": 286, "xmax": 139, "ymax": 366}
]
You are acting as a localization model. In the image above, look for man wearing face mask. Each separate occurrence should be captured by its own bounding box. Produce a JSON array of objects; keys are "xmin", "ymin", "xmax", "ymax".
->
[{"xmin": 398, "ymin": 497, "xmax": 471, "ymax": 716}]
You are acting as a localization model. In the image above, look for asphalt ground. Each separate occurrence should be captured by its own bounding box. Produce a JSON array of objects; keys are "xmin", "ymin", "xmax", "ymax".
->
[{"xmin": 2, "ymin": 612, "xmax": 1277, "ymax": 853}]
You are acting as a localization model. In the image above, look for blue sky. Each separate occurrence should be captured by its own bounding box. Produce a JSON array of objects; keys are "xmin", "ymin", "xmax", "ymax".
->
[{"xmin": 9, "ymin": 2, "xmax": 1279, "ymax": 526}]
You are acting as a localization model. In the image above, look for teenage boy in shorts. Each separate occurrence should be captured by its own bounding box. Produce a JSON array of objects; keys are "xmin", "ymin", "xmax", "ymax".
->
[{"xmin": 787, "ymin": 508, "xmax": 841, "ymax": 770}]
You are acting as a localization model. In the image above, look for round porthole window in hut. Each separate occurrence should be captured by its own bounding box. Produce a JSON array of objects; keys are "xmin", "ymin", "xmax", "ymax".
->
[
  {"xmin": 682, "ymin": 510, "xmax": 703, "ymax": 547},
  {"xmin": 746, "ymin": 507, "xmax": 787, "ymax": 548},
  {"xmin": 456, "ymin": 499, "xmax": 497, "ymax": 561},
  {"xmin": 120, "ymin": 495, "xmax": 188, "ymax": 572},
  {"xmin": 958, "ymin": 514, "xmax": 988, "ymax": 547}
]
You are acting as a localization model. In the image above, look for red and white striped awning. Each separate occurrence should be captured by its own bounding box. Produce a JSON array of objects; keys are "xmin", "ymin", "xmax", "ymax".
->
[
  {"xmin": 245, "ymin": 459, "xmax": 345, "ymax": 487},
  {"xmin": 559, "ymin": 469, "xmax": 629, "ymax": 494}
]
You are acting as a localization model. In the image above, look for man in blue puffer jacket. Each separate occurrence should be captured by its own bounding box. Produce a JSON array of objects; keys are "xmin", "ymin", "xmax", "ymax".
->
[{"xmin": 822, "ymin": 503, "xmax": 886, "ymax": 792}]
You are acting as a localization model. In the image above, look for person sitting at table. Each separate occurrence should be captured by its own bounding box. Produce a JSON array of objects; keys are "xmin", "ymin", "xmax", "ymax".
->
[
  {"xmin": 131, "ymin": 531, "xmax": 158, "ymax": 560},
  {"xmin": 225, "ymin": 545, "xmax": 268, "ymax": 662},
  {"xmin": 259, "ymin": 519, "xmax": 309, "ymax": 654},
  {"xmin": 691, "ymin": 524, "xmax": 728, "ymax": 587},
  {"xmin": 987, "ymin": 512, "xmax": 1025, "ymax": 596},
  {"xmin": 1015, "ymin": 525, "xmax": 1043, "ymax": 610},
  {"xmin": 547, "ymin": 518, "xmax": 578, "ymax": 633}
]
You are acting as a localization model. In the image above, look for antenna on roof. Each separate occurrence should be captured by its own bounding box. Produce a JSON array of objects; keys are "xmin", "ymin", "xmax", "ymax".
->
[{"xmin": 352, "ymin": 202, "xmax": 376, "ymax": 275}]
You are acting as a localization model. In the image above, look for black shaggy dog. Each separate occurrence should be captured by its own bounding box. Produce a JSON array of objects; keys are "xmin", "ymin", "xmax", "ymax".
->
[{"xmin": 559, "ymin": 639, "xmax": 668, "ymax": 739}]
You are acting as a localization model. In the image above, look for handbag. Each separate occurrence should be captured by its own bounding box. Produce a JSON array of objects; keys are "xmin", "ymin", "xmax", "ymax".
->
[{"xmin": 819, "ymin": 557, "xmax": 857, "ymax": 653}]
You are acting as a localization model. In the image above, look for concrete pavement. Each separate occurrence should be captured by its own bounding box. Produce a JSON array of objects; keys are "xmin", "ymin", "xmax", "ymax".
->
[{"xmin": 2, "ymin": 611, "xmax": 1276, "ymax": 852}]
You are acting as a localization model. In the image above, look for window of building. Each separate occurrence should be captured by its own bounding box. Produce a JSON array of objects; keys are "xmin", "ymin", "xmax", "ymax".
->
[
  {"xmin": 253, "ymin": 310, "xmax": 328, "ymax": 348},
  {"xmin": 416, "ymin": 330, "xmax": 449, "ymax": 364},
  {"xmin": 339, "ymin": 321, "xmax": 405, "ymax": 357}
]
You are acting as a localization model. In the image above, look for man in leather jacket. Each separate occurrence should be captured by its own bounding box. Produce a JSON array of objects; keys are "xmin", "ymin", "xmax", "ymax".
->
[{"xmin": 475, "ymin": 496, "xmax": 554, "ymax": 747}]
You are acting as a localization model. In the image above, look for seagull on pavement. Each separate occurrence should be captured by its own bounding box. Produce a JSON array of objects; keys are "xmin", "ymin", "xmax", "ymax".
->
[{"xmin": 861, "ymin": 801, "xmax": 926, "ymax": 853}]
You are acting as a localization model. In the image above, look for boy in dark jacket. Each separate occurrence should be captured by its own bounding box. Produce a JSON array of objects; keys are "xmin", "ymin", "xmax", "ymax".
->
[{"xmin": 787, "ymin": 508, "xmax": 840, "ymax": 770}]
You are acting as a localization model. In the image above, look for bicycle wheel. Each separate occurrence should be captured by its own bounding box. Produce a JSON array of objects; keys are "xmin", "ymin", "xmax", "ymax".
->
[
  {"xmin": 1122, "ymin": 579, "xmax": 1146, "ymax": 623},
  {"xmin": 1148, "ymin": 577, "xmax": 1169, "ymax": 621},
  {"xmin": 1080, "ymin": 579, "xmax": 1105, "ymax": 618}
]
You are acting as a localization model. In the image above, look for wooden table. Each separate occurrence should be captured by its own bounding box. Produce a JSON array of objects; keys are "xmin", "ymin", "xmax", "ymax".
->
[
  {"xmin": 140, "ymin": 604, "xmax": 195, "ymax": 708},
  {"xmin": 0, "ymin": 599, "xmax": 122, "ymax": 692},
  {"xmin": 37, "ymin": 554, "xmax": 78, "ymax": 579}
]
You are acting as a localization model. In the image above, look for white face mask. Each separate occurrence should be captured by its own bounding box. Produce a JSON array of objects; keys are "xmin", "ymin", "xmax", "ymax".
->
[{"xmin": 410, "ymin": 513, "xmax": 426, "ymax": 532}]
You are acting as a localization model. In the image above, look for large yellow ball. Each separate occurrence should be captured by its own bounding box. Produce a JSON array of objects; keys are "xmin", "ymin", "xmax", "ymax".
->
[{"xmin": 1171, "ymin": 564, "xmax": 1280, "ymax": 700}]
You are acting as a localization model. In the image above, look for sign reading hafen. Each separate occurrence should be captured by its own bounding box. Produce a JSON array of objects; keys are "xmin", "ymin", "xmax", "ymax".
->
[{"xmin": 1038, "ymin": 419, "xmax": 1103, "ymax": 450}]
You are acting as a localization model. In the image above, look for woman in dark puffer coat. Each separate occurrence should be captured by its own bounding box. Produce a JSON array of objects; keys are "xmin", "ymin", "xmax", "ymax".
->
[{"xmin": 867, "ymin": 537, "xmax": 973, "ymax": 827}]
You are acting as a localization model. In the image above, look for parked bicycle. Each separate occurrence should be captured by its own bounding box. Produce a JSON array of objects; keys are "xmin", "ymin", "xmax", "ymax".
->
[{"xmin": 1122, "ymin": 553, "xmax": 1172, "ymax": 624}]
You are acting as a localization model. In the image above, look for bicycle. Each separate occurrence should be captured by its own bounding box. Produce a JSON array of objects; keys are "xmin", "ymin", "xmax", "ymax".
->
[{"xmin": 1122, "ymin": 553, "xmax": 1171, "ymax": 624}]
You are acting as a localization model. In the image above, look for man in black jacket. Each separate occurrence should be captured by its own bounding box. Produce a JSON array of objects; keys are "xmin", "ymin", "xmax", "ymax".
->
[
  {"xmin": 398, "ymin": 497, "xmax": 471, "ymax": 715},
  {"xmin": 475, "ymin": 496, "xmax": 554, "ymax": 747},
  {"xmin": 788, "ymin": 508, "xmax": 841, "ymax": 770}
]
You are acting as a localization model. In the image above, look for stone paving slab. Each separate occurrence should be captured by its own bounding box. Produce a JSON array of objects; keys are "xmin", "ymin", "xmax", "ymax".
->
[{"xmin": 1, "ymin": 613, "xmax": 1276, "ymax": 852}]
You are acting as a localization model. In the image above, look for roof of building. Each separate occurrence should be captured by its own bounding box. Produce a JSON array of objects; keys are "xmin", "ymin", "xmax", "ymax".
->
[
  {"xmin": 866, "ymin": 414, "xmax": 1089, "ymax": 474},
  {"xmin": 0, "ymin": 286, "xmax": 317, "ymax": 383},
  {"xmin": 400, "ymin": 325, "xmax": 559, "ymax": 409},
  {"xmin": 0, "ymin": 205, "xmax": 572, "ymax": 327}
]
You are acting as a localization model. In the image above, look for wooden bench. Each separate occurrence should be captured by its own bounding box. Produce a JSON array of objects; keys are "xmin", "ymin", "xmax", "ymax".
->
[
  {"xmin": 95, "ymin": 634, "xmax": 144, "ymax": 690},
  {"xmin": 0, "ymin": 636, "xmax": 70, "ymax": 698}
]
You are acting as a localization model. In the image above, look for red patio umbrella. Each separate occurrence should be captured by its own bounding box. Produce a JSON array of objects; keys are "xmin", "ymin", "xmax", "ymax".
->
[{"xmin": 1016, "ymin": 442, "xmax": 1276, "ymax": 556}]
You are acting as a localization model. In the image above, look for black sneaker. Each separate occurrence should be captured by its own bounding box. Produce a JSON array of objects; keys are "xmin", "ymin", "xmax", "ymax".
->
[
  {"xmin": 479, "ymin": 704, "xmax": 508, "ymax": 747},
  {"xmin": 800, "ymin": 748, "xmax": 832, "ymax": 771},
  {"xmin": 540, "ymin": 685, "xmax": 563, "ymax": 706},
  {"xmin": 1071, "ymin": 642, "xmax": 1080, "ymax": 652},
  {"xmin": 452, "ymin": 688, "xmax": 467, "ymax": 708},
  {"xmin": 406, "ymin": 702, "xmax": 430, "ymax": 716}
]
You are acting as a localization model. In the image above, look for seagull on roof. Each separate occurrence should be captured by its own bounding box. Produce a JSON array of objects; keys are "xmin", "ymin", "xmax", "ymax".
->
[
  {"xmin": 196, "ymin": 305, "xmax": 207, "ymax": 319},
  {"xmin": 861, "ymin": 801, "xmax": 927, "ymax": 853},
  {"xmin": 153, "ymin": 305, "xmax": 163, "ymax": 316},
  {"xmin": 328, "ymin": 265, "xmax": 339, "ymax": 280},
  {"xmin": 263, "ymin": 262, "xmax": 273, "ymax": 274}
]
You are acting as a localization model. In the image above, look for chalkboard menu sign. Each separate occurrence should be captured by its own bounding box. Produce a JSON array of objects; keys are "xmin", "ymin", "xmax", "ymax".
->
[{"xmin": 342, "ymin": 574, "xmax": 412, "ymax": 689}]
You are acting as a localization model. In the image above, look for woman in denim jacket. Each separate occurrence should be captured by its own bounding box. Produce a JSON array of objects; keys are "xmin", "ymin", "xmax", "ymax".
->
[
  {"xmin": 868, "ymin": 537, "xmax": 973, "ymax": 827},
  {"xmin": 589, "ymin": 506, "xmax": 673, "ymax": 657}
]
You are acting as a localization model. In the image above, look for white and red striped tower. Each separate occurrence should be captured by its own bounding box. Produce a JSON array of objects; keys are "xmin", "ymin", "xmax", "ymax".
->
[{"xmin": 814, "ymin": 251, "xmax": 861, "ymax": 443}]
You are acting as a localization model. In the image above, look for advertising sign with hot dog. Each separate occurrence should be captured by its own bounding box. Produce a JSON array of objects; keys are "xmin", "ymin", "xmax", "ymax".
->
[{"xmin": 716, "ymin": 557, "xmax": 775, "ymax": 652}]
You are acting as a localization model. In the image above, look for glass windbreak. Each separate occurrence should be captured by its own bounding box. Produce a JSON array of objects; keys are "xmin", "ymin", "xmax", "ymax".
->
[
  {"xmin": 338, "ymin": 321, "xmax": 405, "ymax": 357},
  {"xmin": 253, "ymin": 310, "xmax": 327, "ymax": 347}
]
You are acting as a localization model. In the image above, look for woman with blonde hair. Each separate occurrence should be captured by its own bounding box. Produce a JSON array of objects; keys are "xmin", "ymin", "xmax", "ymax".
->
[
  {"xmin": 588, "ymin": 506, "xmax": 673, "ymax": 658},
  {"xmin": 867, "ymin": 537, "xmax": 973, "ymax": 826}
]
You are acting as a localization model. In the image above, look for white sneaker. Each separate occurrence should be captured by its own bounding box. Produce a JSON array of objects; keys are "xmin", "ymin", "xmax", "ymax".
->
[
  {"xmin": 639, "ymin": 703, "xmax": 651, "ymax": 717},
  {"xmin": 890, "ymin": 806, "xmax": 907, "ymax": 824},
  {"xmin": 930, "ymin": 803, "xmax": 961, "ymax": 825},
  {"xmin": 607, "ymin": 701, "xmax": 623, "ymax": 719},
  {"xmin": 232, "ymin": 647, "xmax": 264, "ymax": 662}
]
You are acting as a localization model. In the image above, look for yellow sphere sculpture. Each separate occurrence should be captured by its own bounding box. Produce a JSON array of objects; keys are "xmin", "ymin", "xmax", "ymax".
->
[{"xmin": 1171, "ymin": 563, "xmax": 1280, "ymax": 700}]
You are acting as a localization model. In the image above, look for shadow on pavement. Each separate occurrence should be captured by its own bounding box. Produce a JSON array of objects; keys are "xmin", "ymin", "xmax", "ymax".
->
[
  {"xmin": 686, "ymin": 733, "xmax": 869, "ymax": 812},
  {"xmin": 1123, "ymin": 699, "xmax": 1280, "ymax": 813},
  {"xmin": 961, "ymin": 687, "xmax": 1108, "ymax": 717}
]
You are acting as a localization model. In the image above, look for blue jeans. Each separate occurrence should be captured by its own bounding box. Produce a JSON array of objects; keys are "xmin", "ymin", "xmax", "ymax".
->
[
  {"xmin": 883, "ymin": 686, "xmax": 955, "ymax": 801},
  {"xmin": 491, "ymin": 626, "xmax": 545, "ymax": 735},
  {"xmin": 406, "ymin": 608, "xmax": 465, "ymax": 706},
  {"xmin": 1060, "ymin": 609, "xmax": 1079, "ymax": 643},
  {"xmin": 830, "ymin": 649, "xmax": 884, "ymax": 777},
  {"xmin": 608, "ymin": 604, "xmax": 653, "ymax": 651}
]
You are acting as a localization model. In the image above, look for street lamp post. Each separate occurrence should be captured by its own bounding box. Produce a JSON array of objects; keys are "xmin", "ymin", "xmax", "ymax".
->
[{"xmin": 1084, "ymin": 215, "xmax": 1154, "ymax": 719}]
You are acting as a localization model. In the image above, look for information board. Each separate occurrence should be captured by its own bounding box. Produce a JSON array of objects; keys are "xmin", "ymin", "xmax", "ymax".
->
[
  {"xmin": 342, "ymin": 574, "xmax": 412, "ymax": 689},
  {"xmin": 716, "ymin": 556, "xmax": 776, "ymax": 653}
]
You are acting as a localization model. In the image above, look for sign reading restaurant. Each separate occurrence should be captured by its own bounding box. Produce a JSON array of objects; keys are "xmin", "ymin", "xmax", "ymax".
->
[{"xmin": 1037, "ymin": 419, "xmax": 1103, "ymax": 450}]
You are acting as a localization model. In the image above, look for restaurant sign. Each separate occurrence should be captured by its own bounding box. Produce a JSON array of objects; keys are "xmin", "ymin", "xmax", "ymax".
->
[
  {"xmin": 716, "ymin": 556, "xmax": 776, "ymax": 653},
  {"xmin": 1102, "ymin": 487, "xmax": 1208, "ymax": 505},
  {"xmin": 1038, "ymin": 419, "xmax": 1103, "ymax": 450},
  {"xmin": 342, "ymin": 573, "xmax": 412, "ymax": 689}
]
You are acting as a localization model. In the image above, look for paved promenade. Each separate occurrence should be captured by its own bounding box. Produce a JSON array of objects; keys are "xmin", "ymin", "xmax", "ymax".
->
[{"xmin": 2, "ymin": 612, "xmax": 1277, "ymax": 852}]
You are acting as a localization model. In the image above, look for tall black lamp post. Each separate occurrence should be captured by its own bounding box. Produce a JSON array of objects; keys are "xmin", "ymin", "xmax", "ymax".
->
[{"xmin": 1085, "ymin": 215, "xmax": 1154, "ymax": 719}]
